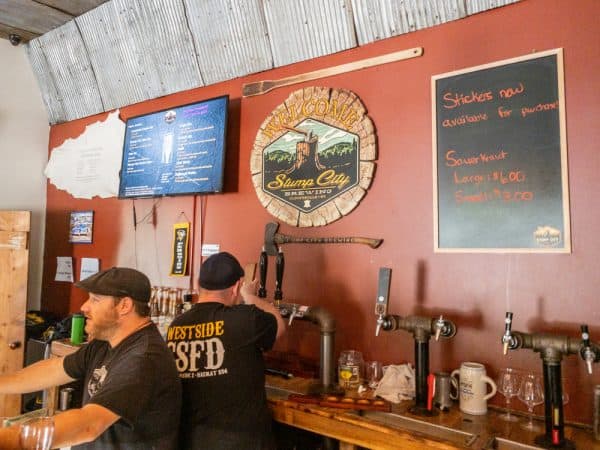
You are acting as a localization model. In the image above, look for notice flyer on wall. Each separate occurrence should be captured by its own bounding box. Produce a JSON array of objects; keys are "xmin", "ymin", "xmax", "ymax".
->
[{"xmin": 55, "ymin": 257, "xmax": 74, "ymax": 282}]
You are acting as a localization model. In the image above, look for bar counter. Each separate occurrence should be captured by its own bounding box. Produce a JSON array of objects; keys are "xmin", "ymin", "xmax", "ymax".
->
[
  {"xmin": 265, "ymin": 375, "xmax": 599, "ymax": 450},
  {"xmin": 44, "ymin": 341, "xmax": 598, "ymax": 448}
]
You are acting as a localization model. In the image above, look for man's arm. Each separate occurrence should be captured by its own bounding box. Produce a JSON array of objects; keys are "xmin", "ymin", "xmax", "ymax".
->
[
  {"xmin": 240, "ymin": 279, "xmax": 286, "ymax": 340},
  {"xmin": 52, "ymin": 403, "xmax": 120, "ymax": 447},
  {"xmin": 0, "ymin": 357, "xmax": 74, "ymax": 394},
  {"xmin": 0, "ymin": 403, "xmax": 119, "ymax": 449},
  {"xmin": 0, "ymin": 427, "xmax": 19, "ymax": 450}
]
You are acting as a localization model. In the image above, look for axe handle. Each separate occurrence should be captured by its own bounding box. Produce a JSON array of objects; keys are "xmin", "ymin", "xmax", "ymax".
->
[
  {"xmin": 243, "ymin": 263, "xmax": 256, "ymax": 283},
  {"xmin": 274, "ymin": 235, "xmax": 382, "ymax": 249}
]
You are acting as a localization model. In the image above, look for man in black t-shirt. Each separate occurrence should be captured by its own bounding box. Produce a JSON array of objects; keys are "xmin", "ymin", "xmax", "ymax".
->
[
  {"xmin": 0, "ymin": 267, "xmax": 181, "ymax": 450},
  {"xmin": 167, "ymin": 252, "xmax": 286, "ymax": 450}
]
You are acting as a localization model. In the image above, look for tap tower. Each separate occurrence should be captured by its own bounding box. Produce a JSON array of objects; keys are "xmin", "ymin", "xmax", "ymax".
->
[
  {"xmin": 502, "ymin": 312, "xmax": 600, "ymax": 449},
  {"xmin": 375, "ymin": 267, "xmax": 457, "ymax": 415}
]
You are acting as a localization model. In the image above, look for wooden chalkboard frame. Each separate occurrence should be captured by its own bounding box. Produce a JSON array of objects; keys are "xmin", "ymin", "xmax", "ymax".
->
[{"xmin": 432, "ymin": 49, "xmax": 570, "ymax": 253}]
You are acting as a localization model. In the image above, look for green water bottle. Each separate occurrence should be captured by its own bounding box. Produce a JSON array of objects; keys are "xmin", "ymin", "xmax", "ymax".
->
[{"xmin": 71, "ymin": 313, "xmax": 85, "ymax": 345}]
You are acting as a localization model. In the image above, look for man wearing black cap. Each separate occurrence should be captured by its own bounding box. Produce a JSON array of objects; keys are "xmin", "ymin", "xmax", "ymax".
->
[
  {"xmin": 166, "ymin": 252, "xmax": 285, "ymax": 450},
  {"xmin": 0, "ymin": 267, "xmax": 181, "ymax": 450}
]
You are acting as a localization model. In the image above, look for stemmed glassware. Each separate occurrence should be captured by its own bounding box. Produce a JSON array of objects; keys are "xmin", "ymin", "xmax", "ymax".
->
[
  {"xmin": 517, "ymin": 373, "xmax": 544, "ymax": 431},
  {"xmin": 497, "ymin": 368, "xmax": 521, "ymax": 422}
]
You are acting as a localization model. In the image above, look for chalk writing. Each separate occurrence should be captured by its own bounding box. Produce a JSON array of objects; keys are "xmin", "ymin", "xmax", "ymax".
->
[
  {"xmin": 445, "ymin": 149, "xmax": 508, "ymax": 167},
  {"xmin": 497, "ymin": 106, "xmax": 513, "ymax": 118},
  {"xmin": 442, "ymin": 112, "xmax": 488, "ymax": 128},
  {"xmin": 455, "ymin": 189, "xmax": 534, "ymax": 204},
  {"xmin": 442, "ymin": 90, "xmax": 494, "ymax": 109},
  {"xmin": 499, "ymin": 82, "xmax": 525, "ymax": 99},
  {"xmin": 434, "ymin": 51, "xmax": 567, "ymax": 250},
  {"xmin": 521, "ymin": 100, "xmax": 559, "ymax": 118}
]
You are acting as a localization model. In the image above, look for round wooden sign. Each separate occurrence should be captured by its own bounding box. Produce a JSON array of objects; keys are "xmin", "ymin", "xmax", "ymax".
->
[{"xmin": 250, "ymin": 87, "xmax": 377, "ymax": 227}]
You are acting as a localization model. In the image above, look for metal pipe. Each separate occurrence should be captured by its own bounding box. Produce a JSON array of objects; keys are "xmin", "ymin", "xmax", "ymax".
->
[
  {"xmin": 502, "ymin": 317, "xmax": 599, "ymax": 449},
  {"xmin": 277, "ymin": 302, "xmax": 340, "ymax": 393},
  {"xmin": 381, "ymin": 314, "xmax": 455, "ymax": 415},
  {"xmin": 414, "ymin": 340, "xmax": 429, "ymax": 410},
  {"xmin": 320, "ymin": 332, "xmax": 335, "ymax": 388},
  {"xmin": 512, "ymin": 331, "xmax": 583, "ymax": 361},
  {"xmin": 542, "ymin": 362, "xmax": 565, "ymax": 446},
  {"xmin": 303, "ymin": 306, "xmax": 336, "ymax": 390}
]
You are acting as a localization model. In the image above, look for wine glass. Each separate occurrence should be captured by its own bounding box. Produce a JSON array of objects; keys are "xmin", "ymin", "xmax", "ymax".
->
[
  {"xmin": 365, "ymin": 361, "xmax": 383, "ymax": 389},
  {"xmin": 518, "ymin": 373, "xmax": 544, "ymax": 431},
  {"xmin": 497, "ymin": 368, "xmax": 521, "ymax": 421}
]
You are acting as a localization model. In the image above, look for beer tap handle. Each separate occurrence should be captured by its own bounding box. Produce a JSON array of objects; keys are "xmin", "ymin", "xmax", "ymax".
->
[
  {"xmin": 288, "ymin": 304, "xmax": 298, "ymax": 326},
  {"xmin": 375, "ymin": 317, "xmax": 383, "ymax": 337},
  {"xmin": 258, "ymin": 247, "xmax": 268, "ymax": 298},
  {"xmin": 375, "ymin": 268, "xmax": 392, "ymax": 336},
  {"xmin": 274, "ymin": 248, "xmax": 284, "ymax": 302},
  {"xmin": 433, "ymin": 315, "xmax": 457, "ymax": 341},
  {"xmin": 434, "ymin": 315, "xmax": 444, "ymax": 341},
  {"xmin": 581, "ymin": 324, "xmax": 596, "ymax": 375},
  {"xmin": 502, "ymin": 312, "xmax": 514, "ymax": 355},
  {"xmin": 427, "ymin": 373, "xmax": 436, "ymax": 411}
]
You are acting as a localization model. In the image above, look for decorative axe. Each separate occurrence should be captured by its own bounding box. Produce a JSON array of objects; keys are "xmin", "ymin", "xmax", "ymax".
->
[{"xmin": 264, "ymin": 222, "xmax": 382, "ymax": 256}]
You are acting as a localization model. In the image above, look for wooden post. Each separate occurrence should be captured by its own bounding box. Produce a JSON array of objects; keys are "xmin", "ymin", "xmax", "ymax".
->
[{"xmin": 0, "ymin": 210, "xmax": 30, "ymax": 417}]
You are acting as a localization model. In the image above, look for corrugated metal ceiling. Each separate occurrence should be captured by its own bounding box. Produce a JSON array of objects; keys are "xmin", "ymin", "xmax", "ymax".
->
[{"xmin": 21, "ymin": 0, "xmax": 520, "ymax": 125}]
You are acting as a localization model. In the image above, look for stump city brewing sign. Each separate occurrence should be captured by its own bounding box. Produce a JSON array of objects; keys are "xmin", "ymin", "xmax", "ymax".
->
[{"xmin": 251, "ymin": 87, "xmax": 377, "ymax": 227}]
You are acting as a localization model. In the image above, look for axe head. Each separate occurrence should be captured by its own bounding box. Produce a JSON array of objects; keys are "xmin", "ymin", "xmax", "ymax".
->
[{"xmin": 264, "ymin": 222, "xmax": 280, "ymax": 256}]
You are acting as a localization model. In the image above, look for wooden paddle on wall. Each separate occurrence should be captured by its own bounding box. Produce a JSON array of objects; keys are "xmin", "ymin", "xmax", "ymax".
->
[{"xmin": 242, "ymin": 47, "xmax": 423, "ymax": 97}]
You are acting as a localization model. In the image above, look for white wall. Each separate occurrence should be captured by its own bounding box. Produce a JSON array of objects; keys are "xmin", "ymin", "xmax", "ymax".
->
[{"xmin": 0, "ymin": 39, "xmax": 49, "ymax": 310}]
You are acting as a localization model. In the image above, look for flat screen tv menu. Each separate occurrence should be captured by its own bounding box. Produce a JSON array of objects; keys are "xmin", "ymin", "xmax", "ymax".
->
[{"xmin": 118, "ymin": 95, "xmax": 228, "ymax": 198}]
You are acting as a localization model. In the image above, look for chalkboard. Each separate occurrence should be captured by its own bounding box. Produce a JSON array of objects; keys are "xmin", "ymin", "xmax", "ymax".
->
[{"xmin": 432, "ymin": 49, "xmax": 570, "ymax": 252}]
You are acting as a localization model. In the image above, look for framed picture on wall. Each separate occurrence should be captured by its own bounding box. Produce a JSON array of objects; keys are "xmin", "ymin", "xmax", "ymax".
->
[{"xmin": 69, "ymin": 211, "xmax": 94, "ymax": 244}]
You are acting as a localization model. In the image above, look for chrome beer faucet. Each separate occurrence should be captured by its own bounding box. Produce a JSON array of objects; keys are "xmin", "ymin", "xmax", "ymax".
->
[
  {"xmin": 501, "ymin": 311, "xmax": 600, "ymax": 448},
  {"xmin": 375, "ymin": 267, "xmax": 391, "ymax": 337},
  {"xmin": 502, "ymin": 311, "xmax": 515, "ymax": 355},
  {"xmin": 581, "ymin": 324, "xmax": 598, "ymax": 375}
]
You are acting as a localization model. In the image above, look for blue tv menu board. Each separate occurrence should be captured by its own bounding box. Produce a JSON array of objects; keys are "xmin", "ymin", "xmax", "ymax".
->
[{"xmin": 118, "ymin": 95, "xmax": 228, "ymax": 198}]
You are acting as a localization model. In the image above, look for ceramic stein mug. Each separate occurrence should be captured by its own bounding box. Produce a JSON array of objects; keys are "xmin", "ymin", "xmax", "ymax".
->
[{"xmin": 451, "ymin": 362, "xmax": 497, "ymax": 415}]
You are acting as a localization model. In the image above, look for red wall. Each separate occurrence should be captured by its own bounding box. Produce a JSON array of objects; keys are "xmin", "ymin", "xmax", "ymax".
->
[{"xmin": 42, "ymin": 0, "xmax": 600, "ymax": 424}]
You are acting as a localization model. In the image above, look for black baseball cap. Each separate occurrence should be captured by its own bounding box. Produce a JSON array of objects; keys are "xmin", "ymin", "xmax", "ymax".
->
[
  {"xmin": 75, "ymin": 267, "xmax": 151, "ymax": 303},
  {"xmin": 199, "ymin": 252, "xmax": 244, "ymax": 290}
]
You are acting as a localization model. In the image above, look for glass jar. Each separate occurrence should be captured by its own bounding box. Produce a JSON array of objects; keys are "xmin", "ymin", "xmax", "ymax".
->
[{"xmin": 338, "ymin": 350, "xmax": 364, "ymax": 389}]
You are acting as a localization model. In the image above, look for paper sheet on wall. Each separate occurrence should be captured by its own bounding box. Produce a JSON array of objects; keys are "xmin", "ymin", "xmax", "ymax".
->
[
  {"xmin": 80, "ymin": 258, "xmax": 100, "ymax": 281},
  {"xmin": 201, "ymin": 244, "xmax": 220, "ymax": 256},
  {"xmin": 44, "ymin": 110, "xmax": 125, "ymax": 199},
  {"xmin": 55, "ymin": 257, "xmax": 74, "ymax": 282}
]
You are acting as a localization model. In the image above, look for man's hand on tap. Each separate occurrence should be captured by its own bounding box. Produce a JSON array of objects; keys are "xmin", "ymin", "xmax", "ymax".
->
[
  {"xmin": 240, "ymin": 278, "xmax": 259, "ymax": 303},
  {"xmin": 239, "ymin": 278, "xmax": 287, "ymax": 340}
]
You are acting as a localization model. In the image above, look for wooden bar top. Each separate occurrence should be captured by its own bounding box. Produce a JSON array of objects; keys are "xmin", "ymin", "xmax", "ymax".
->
[{"xmin": 265, "ymin": 375, "xmax": 600, "ymax": 450}]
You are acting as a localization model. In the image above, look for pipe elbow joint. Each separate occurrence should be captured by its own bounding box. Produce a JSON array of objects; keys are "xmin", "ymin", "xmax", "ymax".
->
[{"xmin": 305, "ymin": 305, "xmax": 336, "ymax": 333}]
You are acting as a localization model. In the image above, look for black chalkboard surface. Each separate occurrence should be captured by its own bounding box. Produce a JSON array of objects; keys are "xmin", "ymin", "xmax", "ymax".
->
[{"xmin": 432, "ymin": 49, "xmax": 570, "ymax": 252}]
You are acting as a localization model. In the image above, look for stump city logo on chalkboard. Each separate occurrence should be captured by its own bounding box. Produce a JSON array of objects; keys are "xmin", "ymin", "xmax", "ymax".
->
[{"xmin": 251, "ymin": 87, "xmax": 377, "ymax": 227}]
